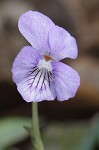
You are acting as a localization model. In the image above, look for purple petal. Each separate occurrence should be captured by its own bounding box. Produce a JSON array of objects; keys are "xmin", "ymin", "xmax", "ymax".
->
[
  {"xmin": 52, "ymin": 61, "xmax": 80, "ymax": 101},
  {"xmin": 17, "ymin": 68, "xmax": 56, "ymax": 102},
  {"xmin": 12, "ymin": 46, "xmax": 42, "ymax": 84},
  {"xmin": 49, "ymin": 25, "xmax": 78, "ymax": 61},
  {"xmin": 18, "ymin": 11, "xmax": 55, "ymax": 55}
]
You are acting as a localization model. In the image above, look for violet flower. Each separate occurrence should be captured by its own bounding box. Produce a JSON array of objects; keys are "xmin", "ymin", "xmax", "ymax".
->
[{"xmin": 12, "ymin": 11, "xmax": 80, "ymax": 102}]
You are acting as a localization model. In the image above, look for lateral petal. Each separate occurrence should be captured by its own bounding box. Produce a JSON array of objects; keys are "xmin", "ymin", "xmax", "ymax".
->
[
  {"xmin": 52, "ymin": 61, "xmax": 80, "ymax": 101},
  {"xmin": 12, "ymin": 46, "xmax": 42, "ymax": 84}
]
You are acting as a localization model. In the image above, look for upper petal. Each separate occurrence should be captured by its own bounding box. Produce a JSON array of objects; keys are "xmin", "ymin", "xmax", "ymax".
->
[
  {"xmin": 52, "ymin": 61, "xmax": 80, "ymax": 101},
  {"xmin": 18, "ymin": 11, "xmax": 55, "ymax": 55},
  {"xmin": 12, "ymin": 46, "xmax": 42, "ymax": 84},
  {"xmin": 49, "ymin": 25, "xmax": 78, "ymax": 61}
]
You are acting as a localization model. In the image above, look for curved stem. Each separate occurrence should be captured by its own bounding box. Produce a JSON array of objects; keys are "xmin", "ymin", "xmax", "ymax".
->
[{"xmin": 31, "ymin": 102, "xmax": 44, "ymax": 150}]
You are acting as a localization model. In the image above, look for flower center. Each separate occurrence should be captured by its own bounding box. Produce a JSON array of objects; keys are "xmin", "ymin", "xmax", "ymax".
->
[
  {"xmin": 38, "ymin": 56, "xmax": 52, "ymax": 72},
  {"xmin": 44, "ymin": 55, "xmax": 52, "ymax": 62}
]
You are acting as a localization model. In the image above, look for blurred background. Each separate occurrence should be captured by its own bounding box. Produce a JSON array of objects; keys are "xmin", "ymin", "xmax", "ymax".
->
[{"xmin": 0, "ymin": 0, "xmax": 99, "ymax": 149}]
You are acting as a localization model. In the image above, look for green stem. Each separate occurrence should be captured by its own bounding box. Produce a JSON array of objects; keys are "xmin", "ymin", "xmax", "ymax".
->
[{"xmin": 31, "ymin": 102, "xmax": 44, "ymax": 150}]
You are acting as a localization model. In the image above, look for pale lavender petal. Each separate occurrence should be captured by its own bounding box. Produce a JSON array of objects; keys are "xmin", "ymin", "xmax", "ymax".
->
[
  {"xmin": 52, "ymin": 61, "xmax": 80, "ymax": 101},
  {"xmin": 49, "ymin": 25, "xmax": 78, "ymax": 61},
  {"xmin": 17, "ymin": 68, "xmax": 56, "ymax": 102},
  {"xmin": 18, "ymin": 11, "xmax": 55, "ymax": 55},
  {"xmin": 12, "ymin": 46, "xmax": 42, "ymax": 84}
]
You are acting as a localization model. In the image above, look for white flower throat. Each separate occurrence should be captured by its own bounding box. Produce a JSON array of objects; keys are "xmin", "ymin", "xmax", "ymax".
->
[
  {"xmin": 26, "ymin": 55, "xmax": 54, "ymax": 94},
  {"xmin": 38, "ymin": 55, "xmax": 52, "ymax": 72}
]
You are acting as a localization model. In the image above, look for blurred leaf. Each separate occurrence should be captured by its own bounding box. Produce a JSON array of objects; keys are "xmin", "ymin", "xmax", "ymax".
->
[
  {"xmin": 0, "ymin": 117, "xmax": 31, "ymax": 149},
  {"xmin": 44, "ymin": 122, "xmax": 96, "ymax": 150},
  {"xmin": 6, "ymin": 147, "xmax": 19, "ymax": 150},
  {"xmin": 76, "ymin": 127, "xmax": 96, "ymax": 150},
  {"xmin": 23, "ymin": 125, "xmax": 31, "ymax": 135},
  {"xmin": 92, "ymin": 114, "xmax": 99, "ymax": 148}
]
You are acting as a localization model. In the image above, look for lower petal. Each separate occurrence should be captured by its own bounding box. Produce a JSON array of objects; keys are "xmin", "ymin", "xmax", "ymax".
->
[
  {"xmin": 17, "ymin": 69, "xmax": 56, "ymax": 102},
  {"xmin": 52, "ymin": 62, "xmax": 80, "ymax": 101}
]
